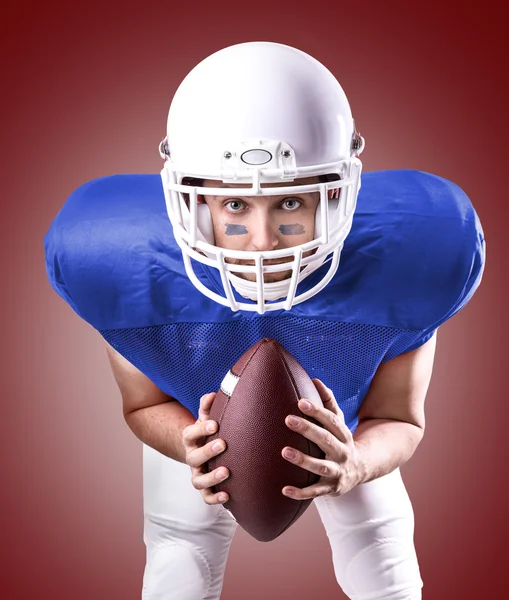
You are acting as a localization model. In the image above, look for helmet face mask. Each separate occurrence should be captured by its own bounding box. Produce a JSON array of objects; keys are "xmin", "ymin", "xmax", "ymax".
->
[{"xmin": 159, "ymin": 42, "xmax": 364, "ymax": 314}]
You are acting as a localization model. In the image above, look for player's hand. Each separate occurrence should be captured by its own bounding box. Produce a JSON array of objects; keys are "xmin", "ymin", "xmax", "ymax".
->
[
  {"xmin": 281, "ymin": 379, "xmax": 366, "ymax": 499},
  {"xmin": 182, "ymin": 392, "xmax": 230, "ymax": 505}
]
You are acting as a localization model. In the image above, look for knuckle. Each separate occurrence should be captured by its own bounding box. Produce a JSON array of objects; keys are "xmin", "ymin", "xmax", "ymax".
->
[
  {"xmin": 322, "ymin": 430, "xmax": 334, "ymax": 446},
  {"xmin": 182, "ymin": 426, "xmax": 192, "ymax": 444},
  {"xmin": 184, "ymin": 423, "xmax": 201, "ymax": 445},
  {"xmin": 191, "ymin": 454, "xmax": 206, "ymax": 469},
  {"xmin": 186, "ymin": 449, "xmax": 201, "ymax": 468},
  {"xmin": 192, "ymin": 461, "xmax": 204, "ymax": 473},
  {"xmin": 194, "ymin": 473, "xmax": 216, "ymax": 493}
]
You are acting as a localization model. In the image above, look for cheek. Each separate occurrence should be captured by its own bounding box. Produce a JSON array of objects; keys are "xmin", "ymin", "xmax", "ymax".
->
[
  {"xmin": 277, "ymin": 211, "xmax": 316, "ymax": 242},
  {"xmin": 212, "ymin": 214, "xmax": 249, "ymax": 248},
  {"xmin": 279, "ymin": 224, "xmax": 305, "ymax": 235},
  {"xmin": 225, "ymin": 223, "xmax": 248, "ymax": 235}
]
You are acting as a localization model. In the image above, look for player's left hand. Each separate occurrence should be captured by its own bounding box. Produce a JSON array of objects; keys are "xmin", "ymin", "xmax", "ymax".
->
[{"xmin": 282, "ymin": 378, "xmax": 366, "ymax": 499}]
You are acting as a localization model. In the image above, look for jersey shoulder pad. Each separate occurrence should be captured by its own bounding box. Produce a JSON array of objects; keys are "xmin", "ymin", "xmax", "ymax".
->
[
  {"xmin": 301, "ymin": 170, "xmax": 486, "ymax": 349},
  {"xmin": 363, "ymin": 170, "xmax": 485, "ymax": 344},
  {"xmin": 44, "ymin": 174, "xmax": 188, "ymax": 330}
]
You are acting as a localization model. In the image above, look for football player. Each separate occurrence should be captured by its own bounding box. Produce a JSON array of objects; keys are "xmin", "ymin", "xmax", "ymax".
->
[{"xmin": 44, "ymin": 42, "xmax": 486, "ymax": 600}]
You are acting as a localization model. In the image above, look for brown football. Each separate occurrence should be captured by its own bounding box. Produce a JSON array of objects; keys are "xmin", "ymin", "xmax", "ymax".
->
[{"xmin": 205, "ymin": 338, "xmax": 324, "ymax": 542}]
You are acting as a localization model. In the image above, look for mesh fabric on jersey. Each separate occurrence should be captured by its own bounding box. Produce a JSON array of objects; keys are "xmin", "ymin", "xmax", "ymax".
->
[{"xmin": 101, "ymin": 317, "xmax": 430, "ymax": 431}]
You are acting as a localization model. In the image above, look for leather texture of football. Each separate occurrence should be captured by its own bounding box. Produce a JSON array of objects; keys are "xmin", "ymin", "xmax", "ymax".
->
[{"xmin": 205, "ymin": 338, "xmax": 325, "ymax": 542}]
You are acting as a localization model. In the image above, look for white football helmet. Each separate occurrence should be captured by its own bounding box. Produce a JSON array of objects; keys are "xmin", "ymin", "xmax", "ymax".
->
[{"xmin": 159, "ymin": 41, "xmax": 364, "ymax": 314}]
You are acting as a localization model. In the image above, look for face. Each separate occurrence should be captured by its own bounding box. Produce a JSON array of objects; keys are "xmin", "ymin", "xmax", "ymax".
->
[{"xmin": 199, "ymin": 177, "xmax": 322, "ymax": 283}]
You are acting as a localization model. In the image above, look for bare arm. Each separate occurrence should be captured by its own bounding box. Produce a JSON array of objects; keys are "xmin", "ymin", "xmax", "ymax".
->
[
  {"xmin": 123, "ymin": 402, "xmax": 194, "ymax": 463},
  {"xmin": 105, "ymin": 342, "xmax": 194, "ymax": 463},
  {"xmin": 104, "ymin": 343, "xmax": 229, "ymax": 503},
  {"xmin": 354, "ymin": 331, "xmax": 437, "ymax": 482}
]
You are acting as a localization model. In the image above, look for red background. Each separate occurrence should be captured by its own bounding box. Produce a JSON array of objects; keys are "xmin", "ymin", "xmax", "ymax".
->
[{"xmin": 1, "ymin": 1, "xmax": 506, "ymax": 598}]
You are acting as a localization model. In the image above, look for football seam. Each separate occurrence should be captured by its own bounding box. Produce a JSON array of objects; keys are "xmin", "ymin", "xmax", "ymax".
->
[
  {"xmin": 213, "ymin": 340, "xmax": 270, "ymax": 442},
  {"xmin": 273, "ymin": 343, "xmax": 317, "ymax": 536},
  {"xmin": 231, "ymin": 339, "xmax": 267, "ymax": 378},
  {"xmin": 213, "ymin": 342, "xmax": 271, "ymax": 508}
]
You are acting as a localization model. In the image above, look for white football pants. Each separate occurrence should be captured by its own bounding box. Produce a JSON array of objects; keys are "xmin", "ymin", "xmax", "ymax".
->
[{"xmin": 142, "ymin": 444, "xmax": 423, "ymax": 600}]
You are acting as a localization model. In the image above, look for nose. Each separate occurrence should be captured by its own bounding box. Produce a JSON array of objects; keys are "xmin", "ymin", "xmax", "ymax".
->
[{"xmin": 250, "ymin": 212, "xmax": 279, "ymax": 252}]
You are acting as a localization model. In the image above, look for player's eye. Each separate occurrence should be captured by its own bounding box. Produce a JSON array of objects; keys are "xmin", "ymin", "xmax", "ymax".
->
[
  {"xmin": 281, "ymin": 197, "xmax": 302, "ymax": 211},
  {"xmin": 224, "ymin": 199, "xmax": 246, "ymax": 213}
]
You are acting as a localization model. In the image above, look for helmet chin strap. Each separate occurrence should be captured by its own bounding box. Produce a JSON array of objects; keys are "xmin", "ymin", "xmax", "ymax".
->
[{"xmin": 226, "ymin": 255, "xmax": 325, "ymax": 301}]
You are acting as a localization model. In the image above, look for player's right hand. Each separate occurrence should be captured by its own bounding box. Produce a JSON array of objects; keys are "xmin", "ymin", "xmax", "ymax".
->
[{"xmin": 182, "ymin": 391, "xmax": 230, "ymax": 505}]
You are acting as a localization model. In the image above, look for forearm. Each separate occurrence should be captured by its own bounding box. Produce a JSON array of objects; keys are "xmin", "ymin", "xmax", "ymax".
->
[
  {"xmin": 353, "ymin": 418, "xmax": 424, "ymax": 484},
  {"xmin": 124, "ymin": 400, "xmax": 195, "ymax": 463}
]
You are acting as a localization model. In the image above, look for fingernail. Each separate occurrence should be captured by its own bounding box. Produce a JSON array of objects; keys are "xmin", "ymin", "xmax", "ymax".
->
[
  {"xmin": 212, "ymin": 441, "xmax": 224, "ymax": 452},
  {"xmin": 288, "ymin": 416, "xmax": 300, "ymax": 427},
  {"xmin": 283, "ymin": 488, "xmax": 294, "ymax": 497},
  {"xmin": 206, "ymin": 422, "xmax": 216, "ymax": 433},
  {"xmin": 218, "ymin": 494, "xmax": 227, "ymax": 503},
  {"xmin": 215, "ymin": 469, "xmax": 226, "ymax": 480},
  {"xmin": 284, "ymin": 448, "xmax": 296, "ymax": 460},
  {"xmin": 299, "ymin": 400, "xmax": 312, "ymax": 411}
]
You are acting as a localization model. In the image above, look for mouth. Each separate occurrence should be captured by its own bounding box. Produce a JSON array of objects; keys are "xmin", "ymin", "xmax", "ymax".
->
[{"xmin": 225, "ymin": 257, "xmax": 294, "ymax": 267}]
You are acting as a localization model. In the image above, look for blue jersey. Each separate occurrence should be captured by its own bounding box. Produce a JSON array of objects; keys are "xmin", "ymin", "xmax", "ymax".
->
[{"xmin": 44, "ymin": 170, "xmax": 485, "ymax": 431}]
